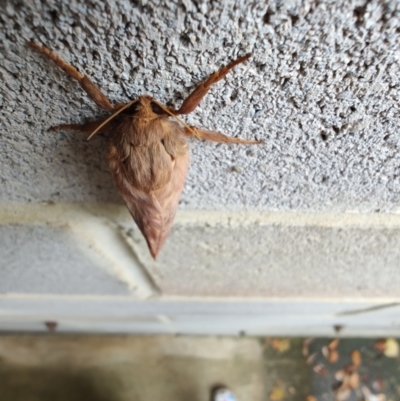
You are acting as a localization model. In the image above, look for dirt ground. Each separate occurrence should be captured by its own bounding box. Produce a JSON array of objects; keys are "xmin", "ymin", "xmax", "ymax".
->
[{"xmin": 0, "ymin": 335, "xmax": 398, "ymax": 401}]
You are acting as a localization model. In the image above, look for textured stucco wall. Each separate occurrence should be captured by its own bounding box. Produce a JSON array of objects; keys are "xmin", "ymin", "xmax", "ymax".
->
[{"xmin": 1, "ymin": 0, "xmax": 399, "ymax": 212}]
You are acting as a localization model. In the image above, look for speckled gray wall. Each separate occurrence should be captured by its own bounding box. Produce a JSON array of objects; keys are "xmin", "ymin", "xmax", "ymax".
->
[
  {"xmin": 2, "ymin": 0, "xmax": 399, "ymax": 212},
  {"xmin": 0, "ymin": 224, "xmax": 130, "ymax": 295}
]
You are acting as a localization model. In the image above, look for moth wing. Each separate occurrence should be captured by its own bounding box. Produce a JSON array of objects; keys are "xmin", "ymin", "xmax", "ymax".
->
[
  {"xmin": 123, "ymin": 150, "xmax": 189, "ymax": 259},
  {"xmin": 108, "ymin": 118, "xmax": 190, "ymax": 259}
]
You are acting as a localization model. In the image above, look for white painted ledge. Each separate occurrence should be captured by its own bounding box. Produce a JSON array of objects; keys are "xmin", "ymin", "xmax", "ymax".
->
[{"xmin": 1, "ymin": 295, "xmax": 400, "ymax": 336}]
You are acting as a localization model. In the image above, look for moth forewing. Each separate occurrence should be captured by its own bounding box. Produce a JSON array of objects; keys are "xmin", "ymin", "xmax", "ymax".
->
[{"xmin": 107, "ymin": 113, "xmax": 190, "ymax": 258}]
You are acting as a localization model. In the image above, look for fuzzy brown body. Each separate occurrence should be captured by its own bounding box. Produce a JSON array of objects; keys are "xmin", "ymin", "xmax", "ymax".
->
[
  {"xmin": 29, "ymin": 42, "xmax": 262, "ymax": 258},
  {"xmin": 107, "ymin": 97, "xmax": 190, "ymax": 257}
]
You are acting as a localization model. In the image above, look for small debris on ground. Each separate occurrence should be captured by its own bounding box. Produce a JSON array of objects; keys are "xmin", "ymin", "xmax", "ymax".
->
[
  {"xmin": 267, "ymin": 338, "xmax": 291, "ymax": 353},
  {"xmin": 269, "ymin": 381, "xmax": 285, "ymax": 401},
  {"xmin": 303, "ymin": 338, "xmax": 399, "ymax": 401},
  {"xmin": 374, "ymin": 338, "xmax": 399, "ymax": 358}
]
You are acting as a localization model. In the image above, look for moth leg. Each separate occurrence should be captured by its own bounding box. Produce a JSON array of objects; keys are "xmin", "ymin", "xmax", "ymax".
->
[
  {"xmin": 49, "ymin": 118, "xmax": 114, "ymax": 134},
  {"xmin": 29, "ymin": 42, "xmax": 114, "ymax": 111},
  {"xmin": 185, "ymin": 126, "xmax": 263, "ymax": 145},
  {"xmin": 175, "ymin": 54, "xmax": 250, "ymax": 115}
]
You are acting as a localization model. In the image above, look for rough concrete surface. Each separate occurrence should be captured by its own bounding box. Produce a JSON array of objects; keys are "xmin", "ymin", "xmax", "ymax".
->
[
  {"xmin": 1, "ymin": 0, "xmax": 399, "ymax": 212},
  {"xmin": 153, "ymin": 222, "xmax": 400, "ymax": 297},
  {"xmin": 5, "ymin": 217, "xmax": 400, "ymax": 298},
  {"xmin": 3, "ymin": 203, "xmax": 400, "ymax": 298},
  {"xmin": 0, "ymin": 224, "xmax": 130, "ymax": 295}
]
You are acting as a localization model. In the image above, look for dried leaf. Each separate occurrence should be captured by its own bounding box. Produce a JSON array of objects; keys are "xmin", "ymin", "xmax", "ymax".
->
[
  {"xmin": 349, "ymin": 372, "xmax": 360, "ymax": 389},
  {"xmin": 384, "ymin": 338, "xmax": 399, "ymax": 358},
  {"xmin": 335, "ymin": 388, "xmax": 351, "ymax": 401},
  {"xmin": 328, "ymin": 339, "xmax": 340, "ymax": 351},
  {"xmin": 322, "ymin": 340, "xmax": 340, "ymax": 363},
  {"xmin": 268, "ymin": 338, "xmax": 291, "ymax": 353},
  {"xmin": 374, "ymin": 338, "xmax": 399, "ymax": 357},
  {"xmin": 329, "ymin": 349, "xmax": 339, "ymax": 363},
  {"xmin": 269, "ymin": 383, "xmax": 285, "ymax": 401},
  {"xmin": 351, "ymin": 350, "xmax": 362, "ymax": 368},
  {"xmin": 313, "ymin": 363, "xmax": 328, "ymax": 376},
  {"xmin": 335, "ymin": 369, "xmax": 346, "ymax": 381},
  {"xmin": 374, "ymin": 339, "xmax": 386, "ymax": 353},
  {"xmin": 322, "ymin": 346, "xmax": 329, "ymax": 359},
  {"xmin": 303, "ymin": 338, "xmax": 314, "ymax": 357},
  {"xmin": 306, "ymin": 352, "xmax": 317, "ymax": 365},
  {"xmin": 341, "ymin": 373, "xmax": 351, "ymax": 390},
  {"xmin": 344, "ymin": 364, "xmax": 357, "ymax": 375}
]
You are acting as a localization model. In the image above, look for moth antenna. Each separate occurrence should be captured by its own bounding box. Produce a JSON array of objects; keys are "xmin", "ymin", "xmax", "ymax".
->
[
  {"xmin": 87, "ymin": 100, "xmax": 139, "ymax": 140},
  {"xmin": 152, "ymin": 101, "xmax": 198, "ymax": 138}
]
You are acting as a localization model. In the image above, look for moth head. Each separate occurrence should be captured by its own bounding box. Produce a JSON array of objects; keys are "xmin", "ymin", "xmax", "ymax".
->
[
  {"xmin": 131, "ymin": 96, "xmax": 197, "ymax": 137},
  {"xmin": 117, "ymin": 96, "xmax": 167, "ymax": 120},
  {"xmin": 122, "ymin": 100, "xmax": 141, "ymax": 116},
  {"xmin": 125, "ymin": 95, "xmax": 169, "ymax": 119},
  {"xmin": 87, "ymin": 96, "xmax": 194, "ymax": 140}
]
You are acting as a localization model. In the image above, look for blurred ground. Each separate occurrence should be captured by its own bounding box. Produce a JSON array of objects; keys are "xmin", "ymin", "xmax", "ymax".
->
[{"xmin": 0, "ymin": 335, "xmax": 398, "ymax": 401}]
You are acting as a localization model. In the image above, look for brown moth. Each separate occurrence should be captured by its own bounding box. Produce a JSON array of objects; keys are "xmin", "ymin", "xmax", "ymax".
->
[{"xmin": 29, "ymin": 42, "xmax": 262, "ymax": 259}]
